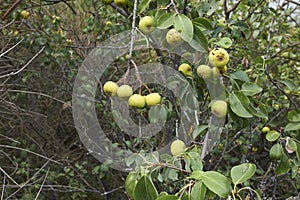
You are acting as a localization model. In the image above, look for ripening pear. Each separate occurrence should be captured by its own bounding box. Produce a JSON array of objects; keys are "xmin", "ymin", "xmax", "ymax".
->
[
  {"xmin": 211, "ymin": 67, "xmax": 220, "ymax": 79},
  {"xmin": 145, "ymin": 93, "xmax": 161, "ymax": 106},
  {"xmin": 179, "ymin": 63, "xmax": 193, "ymax": 77},
  {"xmin": 211, "ymin": 100, "xmax": 227, "ymax": 118},
  {"xmin": 197, "ymin": 65, "xmax": 211, "ymax": 79},
  {"xmin": 117, "ymin": 85, "xmax": 133, "ymax": 100},
  {"xmin": 103, "ymin": 81, "xmax": 119, "ymax": 96},
  {"xmin": 170, "ymin": 139, "xmax": 186, "ymax": 156},
  {"xmin": 209, "ymin": 48, "xmax": 229, "ymax": 68},
  {"xmin": 139, "ymin": 16, "xmax": 155, "ymax": 34},
  {"xmin": 128, "ymin": 94, "xmax": 145, "ymax": 108},
  {"xmin": 166, "ymin": 29, "xmax": 183, "ymax": 46}
]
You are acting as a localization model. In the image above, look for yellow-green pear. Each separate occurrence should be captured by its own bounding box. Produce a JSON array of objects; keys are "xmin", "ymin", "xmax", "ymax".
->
[
  {"xmin": 211, "ymin": 67, "xmax": 220, "ymax": 79},
  {"xmin": 170, "ymin": 139, "xmax": 186, "ymax": 156},
  {"xmin": 211, "ymin": 100, "xmax": 227, "ymax": 118},
  {"xmin": 103, "ymin": 81, "xmax": 119, "ymax": 96},
  {"xmin": 209, "ymin": 48, "xmax": 229, "ymax": 68},
  {"xmin": 114, "ymin": 0, "xmax": 128, "ymax": 7},
  {"xmin": 117, "ymin": 85, "xmax": 133, "ymax": 100},
  {"xmin": 262, "ymin": 126, "xmax": 270, "ymax": 133},
  {"xmin": 145, "ymin": 93, "xmax": 161, "ymax": 106},
  {"xmin": 178, "ymin": 63, "xmax": 193, "ymax": 77},
  {"xmin": 128, "ymin": 94, "xmax": 145, "ymax": 108},
  {"xmin": 166, "ymin": 29, "xmax": 183, "ymax": 46},
  {"xmin": 139, "ymin": 16, "xmax": 155, "ymax": 34},
  {"xmin": 197, "ymin": 65, "xmax": 211, "ymax": 79}
]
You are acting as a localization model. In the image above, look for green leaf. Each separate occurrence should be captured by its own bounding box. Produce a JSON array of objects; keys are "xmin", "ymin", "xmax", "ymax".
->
[
  {"xmin": 156, "ymin": 195, "xmax": 178, "ymax": 200},
  {"xmin": 247, "ymin": 103, "xmax": 268, "ymax": 119},
  {"xmin": 188, "ymin": 170, "xmax": 203, "ymax": 180},
  {"xmin": 241, "ymin": 83, "xmax": 263, "ymax": 96},
  {"xmin": 288, "ymin": 109, "xmax": 300, "ymax": 122},
  {"xmin": 287, "ymin": 138, "xmax": 297, "ymax": 152},
  {"xmin": 285, "ymin": 122, "xmax": 300, "ymax": 131},
  {"xmin": 266, "ymin": 130, "xmax": 280, "ymax": 142},
  {"xmin": 201, "ymin": 171, "xmax": 232, "ymax": 198},
  {"xmin": 193, "ymin": 125, "xmax": 208, "ymax": 139},
  {"xmin": 157, "ymin": 13, "xmax": 176, "ymax": 29},
  {"xmin": 230, "ymin": 163, "xmax": 257, "ymax": 185},
  {"xmin": 230, "ymin": 70, "xmax": 250, "ymax": 83},
  {"xmin": 185, "ymin": 152, "xmax": 203, "ymax": 171},
  {"xmin": 189, "ymin": 25, "xmax": 208, "ymax": 52},
  {"xmin": 229, "ymin": 92, "xmax": 253, "ymax": 118},
  {"xmin": 269, "ymin": 143, "xmax": 283, "ymax": 160},
  {"xmin": 174, "ymin": 14, "xmax": 194, "ymax": 42},
  {"xmin": 193, "ymin": 17, "xmax": 213, "ymax": 30},
  {"xmin": 134, "ymin": 176, "xmax": 158, "ymax": 200},
  {"xmin": 275, "ymin": 153, "xmax": 290, "ymax": 175},
  {"xmin": 214, "ymin": 37, "xmax": 233, "ymax": 48},
  {"xmin": 279, "ymin": 79, "xmax": 296, "ymax": 90},
  {"xmin": 191, "ymin": 181, "xmax": 207, "ymax": 200},
  {"xmin": 138, "ymin": 0, "xmax": 151, "ymax": 14}
]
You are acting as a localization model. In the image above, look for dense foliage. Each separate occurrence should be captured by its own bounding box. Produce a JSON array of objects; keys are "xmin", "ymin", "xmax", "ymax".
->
[{"xmin": 0, "ymin": 0, "xmax": 299, "ymax": 199}]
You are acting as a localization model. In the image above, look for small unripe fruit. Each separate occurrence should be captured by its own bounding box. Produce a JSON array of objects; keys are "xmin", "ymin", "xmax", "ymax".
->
[
  {"xmin": 145, "ymin": 93, "xmax": 161, "ymax": 106},
  {"xmin": 211, "ymin": 100, "xmax": 227, "ymax": 118},
  {"xmin": 211, "ymin": 67, "xmax": 220, "ymax": 79},
  {"xmin": 103, "ymin": 81, "xmax": 119, "ymax": 96},
  {"xmin": 209, "ymin": 48, "xmax": 229, "ymax": 68},
  {"xmin": 166, "ymin": 29, "xmax": 183, "ymax": 46},
  {"xmin": 262, "ymin": 126, "xmax": 270, "ymax": 133},
  {"xmin": 170, "ymin": 139, "xmax": 186, "ymax": 156},
  {"xmin": 117, "ymin": 85, "xmax": 133, "ymax": 100},
  {"xmin": 197, "ymin": 65, "xmax": 211, "ymax": 79},
  {"xmin": 217, "ymin": 18, "xmax": 227, "ymax": 27},
  {"xmin": 178, "ymin": 63, "xmax": 193, "ymax": 77},
  {"xmin": 106, "ymin": 21, "xmax": 112, "ymax": 26},
  {"xmin": 114, "ymin": 0, "xmax": 128, "ymax": 7},
  {"xmin": 138, "ymin": 16, "xmax": 155, "ymax": 34},
  {"xmin": 219, "ymin": 65, "xmax": 227, "ymax": 73},
  {"xmin": 128, "ymin": 94, "xmax": 145, "ymax": 108},
  {"xmin": 20, "ymin": 10, "xmax": 30, "ymax": 19}
]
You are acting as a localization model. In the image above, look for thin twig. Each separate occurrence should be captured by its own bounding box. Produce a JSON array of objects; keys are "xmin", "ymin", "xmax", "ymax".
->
[
  {"xmin": 0, "ymin": 38, "xmax": 24, "ymax": 58},
  {"xmin": 34, "ymin": 168, "xmax": 50, "ymax": 200},
  {"xmin": 0, "ymin": 144, "xmax": 62, "ymax": 165},
  {"xmin": 0, "ymin": 46, "xmax": 45, "ymax": 79},
  {"xmin": 0, "ymin": 167, "xmax": 19, "ymax": 186}
]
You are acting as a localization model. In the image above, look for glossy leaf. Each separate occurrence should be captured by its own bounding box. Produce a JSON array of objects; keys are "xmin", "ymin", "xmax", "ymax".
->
[
  {"xmin": 275, "ymin": 153, "xmax": 290, "ymax": 175},
  {"xmin": 269, "ymin": 143, "xmax": 283, "ymax": 160},
  {"xmin": 231, "ymin": 163, "xmax": 256, "ymax": 185},
  {"xmin": 241, "ymin": 83, "xmax": 263, "ymax": 96},
  {"xmin": 230, "ymin": 70, "xmax": 250, "ymax": 83},
  {"xmin": 229, "ymin": 92, "xmax": 253, "ymax": 118},
  {"xmin": 174, "ymin": 14, "xmax": 194, "ymax": 42},
  {"xmin": 189, "ymin": 25, "xmax": 208, "ymax": 52},
  {"xmin": 288, "ymin": 109, "xmax": 300, "ymax": 122},
  {"xmin": 285, "ymin": 122, "xmax": 300, "ymax": 132},
  {"xmin": 193, "ymin": 17, "xmax": 213, "ymax": 30},
  {"xmin": 201, "ymin": 171, "xmax": 232, "ymax": 198},
  {"xmin": 191, "ymin": 181, "xmax": 207, "ymax": 200},
  {"xmin": 157, "ymin": 13, "xmax": 175, "ymax": 29},
  {"xmin": 214, "ymin": 37, "xmax": 233, "ymax": 48},
  {"xmin": 134, "ymin": 176, "xmax": 158, "ymax": 200},
  {"xmin": 266, "ymin": 131, "xmax": 280, "ymax": 142}
]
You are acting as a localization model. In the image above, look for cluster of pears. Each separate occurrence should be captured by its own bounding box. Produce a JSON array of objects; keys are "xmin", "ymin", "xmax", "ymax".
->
[
  {"xmin": 179, "ymin": 47, "xmax": 229, "ymax": 80},
  {"xmin": 138, "ymin": 16, "xmax": 184, "ymax": 47},
  {"xmin": 103, "ymin": 81, "xmax": 161, "ymax": 108},
  {"xmin": 178, "ymin": 48, "xmax": 230, "ymax": 119}
]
